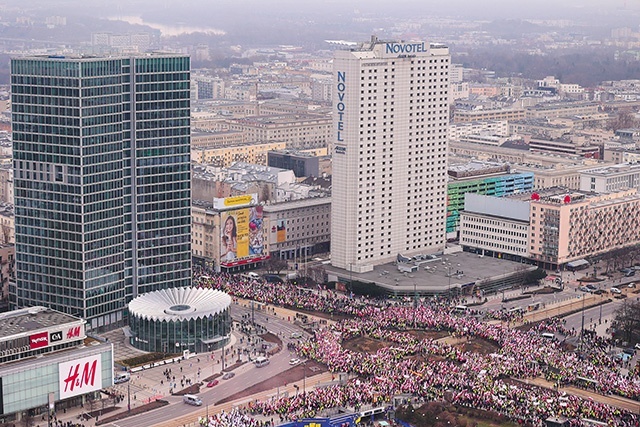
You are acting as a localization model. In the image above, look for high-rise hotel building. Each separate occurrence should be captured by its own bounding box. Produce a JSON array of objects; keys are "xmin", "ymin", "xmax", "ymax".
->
[
  {"xmin": 331, "ymin": 37, "xmax": 450, "ymax": 272},
  {"xmin": 10, "ymin": 55, "xmax": 192, "ymax": 329}
]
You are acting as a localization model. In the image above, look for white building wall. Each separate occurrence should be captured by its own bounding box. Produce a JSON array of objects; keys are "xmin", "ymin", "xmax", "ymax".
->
[
  {"xmin": 331, "ymin": 38, "xmax": 450, "ymax": 272},
  {"xmin": 459, "ymin": 212, "xmax": 530, "ymax": 257}
]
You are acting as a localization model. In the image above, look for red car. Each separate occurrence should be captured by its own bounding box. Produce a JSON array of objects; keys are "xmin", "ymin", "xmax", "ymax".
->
[{"xmin": 207, "ymin": 380, "xmax": 219, "ymax": 387}]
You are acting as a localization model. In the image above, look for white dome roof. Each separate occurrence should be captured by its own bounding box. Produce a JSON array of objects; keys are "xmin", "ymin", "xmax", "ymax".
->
[{"xmin": 129, "ymin": 287, "xmax": 232, "ymax": 322}]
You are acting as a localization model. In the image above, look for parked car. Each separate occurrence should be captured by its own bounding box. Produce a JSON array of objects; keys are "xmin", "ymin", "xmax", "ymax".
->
[
  {"xmin": 222, "ymin": 372, "xmax": 235, "ymax": 380},
  {"xmin": 579, "ymin": 286, "xmax": 592, "ymax": 293},
  {"xmin": 207, "ymin": 380, "xmax": 219, "ymax": 387},
  {"xmin": 610, "ymin": 287, "xmax": 622, "ymax": 294},
  {"xmin": 289, "ymin": 358, "xmax": 300, "ymax": 366}
]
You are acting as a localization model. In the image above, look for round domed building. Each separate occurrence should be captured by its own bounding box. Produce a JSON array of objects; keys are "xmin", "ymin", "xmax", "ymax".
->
[{"xmin": 128, "ymin": 287, "xmax": 231, "ymax": 353}]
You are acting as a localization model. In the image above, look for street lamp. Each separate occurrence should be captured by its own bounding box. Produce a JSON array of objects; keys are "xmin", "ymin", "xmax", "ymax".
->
[
  {"xmin": 413, "ymin": 282, "xmax": 417, "ymax": 329},
  {"xmin": 302, "ymin": 360, "xmax": 307, "ymax": 409},
  {"xmin": 580, "ymin": 292, "xmax": 585, "ymax": 351},
  {"xmin": 446, "ymin": 263, "xmax": 453, "ymax": 301}
]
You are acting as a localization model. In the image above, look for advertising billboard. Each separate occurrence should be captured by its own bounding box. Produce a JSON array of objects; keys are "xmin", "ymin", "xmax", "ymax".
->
[
  {"xmin": 59, "ymin": 354, "xmax": 103, "ymax": 399},
  {"xmin": 29, "ymin": 331, "xmax": 48, "ymax": 350},
  {"xmin": 270, "ymin": 219, "xmax": 287, "ymax": 244},
  {"xmin": 221, "ymin": 205, "xmax": 269, "ymax": 267}
]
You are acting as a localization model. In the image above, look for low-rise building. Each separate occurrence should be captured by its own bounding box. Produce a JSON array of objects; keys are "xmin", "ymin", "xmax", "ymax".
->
[
  {"xmin": 525, "ymin": 101, "xmax": 599, "ymax": 119},
  {"xmin": 446, "ymin": 161, "xmax": 534, "ymax": 235},
  {"xmin": 264, "ymin": 197, "xmax": 331, "ymax": 261},
  {"xmin": 192, "ymin": 141, "xmax": 287, "ymax": 166},
  {"xmin": 267, "ymin": 150, "xmax": 321, "ymax": 178},
  {"xmin": 460, "ymin": 193, "xmax": 531, "ymax": 262},
  {"xmin": 224, "ymin": 113, "xmax": 332, "ymax": 150},
  {"xmin": 453, "ymin": 108, "xmax": 526, "ymax": 123},
  {"xmin": 580, "ymin": 163, "xmax": 640, "ymax": 193},
  {"xmin": 0, "ymin": 244, "xmax": 14, "ymax": 303},
  {"xmin": 460, "ymin": 188, "xmax": 640, "ymax": 270},
  {"xmin": 0, "ymin": 307, "xmax": 113, "ymax": 423}
]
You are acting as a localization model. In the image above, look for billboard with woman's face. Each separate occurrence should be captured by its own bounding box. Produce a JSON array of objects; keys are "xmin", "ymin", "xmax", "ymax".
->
[{"xmin": 220, "ymin": 205, "xmax": 267, "ymax": 267}]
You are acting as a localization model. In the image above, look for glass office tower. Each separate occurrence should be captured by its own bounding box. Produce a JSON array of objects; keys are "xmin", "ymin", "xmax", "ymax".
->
[{"xmin": 10, "ymin": 55, "xmax": 192, "ymax": 330}]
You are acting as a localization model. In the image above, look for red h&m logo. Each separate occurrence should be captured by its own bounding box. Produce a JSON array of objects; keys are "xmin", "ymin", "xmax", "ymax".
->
[
  {"xmin": 58, "ymin": 354, "xmax": 102, "ymax": 399},
  {"xmin": 29, "ymin": 331, "xmax": 49, "ymax": 349},
  {"xmin": 62, "ymin": 359, "xmax": 98, "ymax": 395},
  {"xmin": 66, "ymin": 326, "xmax": 81, "ymax": 339}
]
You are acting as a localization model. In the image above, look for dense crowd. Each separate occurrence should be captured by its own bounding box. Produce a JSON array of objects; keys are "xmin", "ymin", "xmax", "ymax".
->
[
  {"xmin": 199, "ymin": 408, "xmax": 267, "ymax": 427},
  {"xmin": 193, "ymin": 270, "xmax": 640, "ymax": 427}
]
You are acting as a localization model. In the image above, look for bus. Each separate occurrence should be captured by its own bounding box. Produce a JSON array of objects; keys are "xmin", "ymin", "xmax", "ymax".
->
[{"xmin": 254, "ymin": 356, "xmax": 270, "ymax": 367}]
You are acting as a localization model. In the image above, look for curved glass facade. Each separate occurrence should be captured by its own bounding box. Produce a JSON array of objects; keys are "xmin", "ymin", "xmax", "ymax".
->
[{"xmin": 129, "ymin": 308, "xmax": 230, "ymax": 353}]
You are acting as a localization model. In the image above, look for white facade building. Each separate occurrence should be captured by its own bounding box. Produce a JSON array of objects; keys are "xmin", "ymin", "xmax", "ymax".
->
[
  {"xmin": 580, "ymin": 163, "xmax": 640, "ymax": 193},
  {"xmin": 331, "ymin": 36, "xmax": 450, "ymax": 272},
  {"xmin": 459, "ymin": 194, "xmax": 531, "ymax": 260}
]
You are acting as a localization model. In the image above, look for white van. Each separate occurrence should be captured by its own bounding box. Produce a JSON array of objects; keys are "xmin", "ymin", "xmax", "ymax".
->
[
  {"xmin": 541, "ymin": 332, "xmax": 555, "ymax": 340},
  {"xmin": 183, "ymin": 394, "xmax": 202, "ymax": 406},
  {"xmin": 254, "ymin": 356, "xmax": 270, "ymax": 367},
  {"xmin": 114, "ymin": 372, "xmax": 130, "ymax": 384}
]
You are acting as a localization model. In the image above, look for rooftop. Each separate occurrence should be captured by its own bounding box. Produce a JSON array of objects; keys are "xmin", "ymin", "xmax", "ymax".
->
[
  {"xmin": 0, "ymin": 306, "xmax": 82, "ymax": 340},
  {"xmin": 325, "ymin": 250, "xmax": 534, "ymax": 295},
  {"xmin": 582, "ymin": 163, "xmax": 640, "ymax": 176}
]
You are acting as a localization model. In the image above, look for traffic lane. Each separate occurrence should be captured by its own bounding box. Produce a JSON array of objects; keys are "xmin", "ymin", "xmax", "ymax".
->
[
  {"xmin": 482, "ymin": 287, "xmax": 577, "ymax": 312},
  {"xmin": 563, "ymin": 299, "xmax": 621, "ymax": 332},
  {"xmin": 113, "ymin": 360, "xmax": 293, "ymax": 427},
  {"xmin": 231, "ymin": 304, "xmax": 311, "ymax": 343}
]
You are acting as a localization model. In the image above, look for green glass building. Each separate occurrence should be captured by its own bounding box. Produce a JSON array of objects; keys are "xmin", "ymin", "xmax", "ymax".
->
[
  {"xmin": 10, "ymin": 55, "xmax": 192, "ymax": 330},
  {"xmin": 446, "ymin": 172, "xmax": 534, "ymax": 235}
]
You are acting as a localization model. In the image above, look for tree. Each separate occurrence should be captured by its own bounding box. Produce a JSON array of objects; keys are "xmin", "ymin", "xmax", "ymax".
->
[
  {"xmin": 264, "ymin": 257, "xmax": 288, "ymax": 275},
  {"xmin": 607, "ymin": 109, "xmax": 638, "ymax": 131},
  {"xmin": 612, "ymin": 299, "xmax": 640, "ymax": 345}
]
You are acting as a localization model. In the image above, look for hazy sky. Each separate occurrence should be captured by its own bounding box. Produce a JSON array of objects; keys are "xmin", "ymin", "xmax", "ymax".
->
[
  {"xmin": 9, "ymin": 0, "xmax": 640, "ymax": 48},
  {"xmin": 16, "ymin": 0, "xmax": 638, "ymax": 21}
]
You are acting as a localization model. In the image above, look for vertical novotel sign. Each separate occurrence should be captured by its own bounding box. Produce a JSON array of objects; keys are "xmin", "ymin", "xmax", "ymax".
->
[{"xmin": 336, "ymin": 71, "xmax": 346, "ymax": 142}]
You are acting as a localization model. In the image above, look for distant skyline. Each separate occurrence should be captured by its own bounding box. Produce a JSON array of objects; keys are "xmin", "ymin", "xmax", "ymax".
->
[{"xmin": 14, "ymin": 0, "xmax": 640, "ymax": 23}]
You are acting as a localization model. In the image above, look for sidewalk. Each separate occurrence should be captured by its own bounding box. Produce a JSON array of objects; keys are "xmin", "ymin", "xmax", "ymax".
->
[
  {"xmin": 524, "ymin": 292, "xmax": 608, "ymax": 323},
  {"xmin": 48, "ymin": 328, "xmax": 245, "ymax": 427}
]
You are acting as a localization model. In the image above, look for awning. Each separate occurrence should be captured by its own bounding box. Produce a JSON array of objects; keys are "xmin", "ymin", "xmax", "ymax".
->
[{"xmin": 567, "ymin": 259, "xmax": 589, "ymax": 268}]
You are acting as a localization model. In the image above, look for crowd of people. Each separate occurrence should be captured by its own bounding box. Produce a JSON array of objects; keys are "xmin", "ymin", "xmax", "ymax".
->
[
  {"xmin": 199, "ymin": 408, "xmax": 269, "ymax": 427},
  {"xmin": 193, "ymin": 270, "xmax": 639, "ymax": 427}
]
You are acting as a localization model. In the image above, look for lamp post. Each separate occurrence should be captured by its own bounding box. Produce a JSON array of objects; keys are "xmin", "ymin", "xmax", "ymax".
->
[
  {"xmin": 446, "ymin": 263, "xmax": 453, "ymax": 301},
  {"xmin": 221, "ymin": 342, "xmax": 226, "ymax": 372},
  {"xmin": 580, "ymin": 292, "xmax": 585, "ymax": 351},
  {"xmin": 413, "ymin": 282, "xmax": 417, "ymax": 329},
  {"xmin": 127, "ymin": 378, "xmax": 131, "ymax": 412},
  {"xmin": 303, "ymin": 360, "xmax": 307, "ymax": 409}
]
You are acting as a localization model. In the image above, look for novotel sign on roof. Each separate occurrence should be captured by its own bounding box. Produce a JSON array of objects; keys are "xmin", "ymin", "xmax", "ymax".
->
[{"xmin": 384, "ymin": 42, "xmax": 426, "ymax": 55}]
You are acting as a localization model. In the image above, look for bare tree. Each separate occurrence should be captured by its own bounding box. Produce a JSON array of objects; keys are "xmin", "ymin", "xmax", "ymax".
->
[
  {"xmin": 613, "ymin": 299, "xmax": 640, "ymax": 345},
  {"xmin": 264, "ymin": 257, "xmax": 288, "ymax": 274}
]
